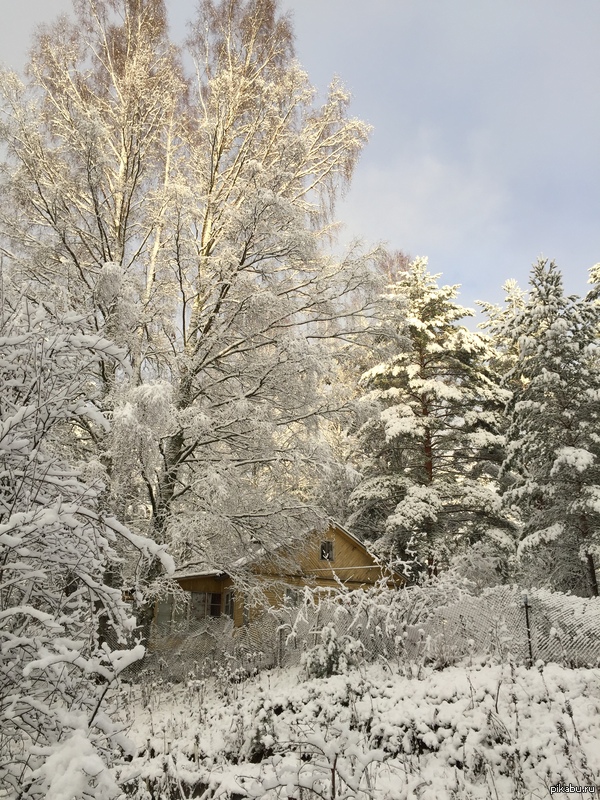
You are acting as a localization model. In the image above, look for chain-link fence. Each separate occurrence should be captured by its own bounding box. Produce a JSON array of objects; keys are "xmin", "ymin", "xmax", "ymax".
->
[
  {"xmin": 279, "ymin": 585, "xmax": 600, "ymax": 669},
  {"xmin": 419, "ymin": 585, "xmax": 600, "ymax": 667},
  {"xmin": 135, "ymin": 585, "xmax": 600, "ymax": 682},
  {"xmin": 140, "ymin": 614, "xmax": 280, "ymax": 682}
]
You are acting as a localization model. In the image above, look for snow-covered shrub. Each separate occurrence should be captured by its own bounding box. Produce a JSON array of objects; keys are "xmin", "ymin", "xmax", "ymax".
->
[
  {"xmin": 278, "ymin": 576, "xmax": 600, "ymax": 677},
  {"xmin": 0, "ymin": 297, "xmax": 172, "ymax": 798},
  {"xmin": 243, "ymin": 690, "xmax": 276, "ymax": 764},
  {"xmin": 448, "ymin": 536, "xmax": 514, "ymax": 592},
  {"xmin": 120, "ymin": 660, "xmax": 600, "ymax": 799},
  {"xmin": 302, "ymin": 622, "xmax": 363, "ymax": 678},
  {"xmin": 278, "ymin": 576, "xmax": 481, "ymax": 675}
]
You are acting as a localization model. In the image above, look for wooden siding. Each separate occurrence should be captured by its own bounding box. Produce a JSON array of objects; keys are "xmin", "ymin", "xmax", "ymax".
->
[
  {"xmin": 177, "ymin": 575, "xmax": 232, "ymax": 595},
  {"xmin": 168, "ymin": 523, "xmax": 404, "ymax": 629},
  {"xmin": 254, "ymin": 525, "xmax": 403, "ymax": 591},
  {"xmin": 153, "ymin": 575, "xmax": 237, "ymax": 628}
]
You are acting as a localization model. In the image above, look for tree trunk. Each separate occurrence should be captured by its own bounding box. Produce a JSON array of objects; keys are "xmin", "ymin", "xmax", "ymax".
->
[{"xmin": 586, "ymin": 552, "xmax": 599, "ymax": 597}]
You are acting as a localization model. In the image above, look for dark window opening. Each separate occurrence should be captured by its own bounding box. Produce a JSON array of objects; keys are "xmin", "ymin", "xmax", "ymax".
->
[
  {"xmin": 224, "ymin": 590, "xmax": 234, "ymax": 618},
  {"xmin": 320, "ymin": 540, "xmax": 334, "ymax": 561},
  {"xmin": 210, "ymin": 592, "xmax": 221, "ymax": 617},
  {"xmin": 285, "ymin": 587, "xmax": 299, "ymax": 606},
  {"xmin": 158, "ymin": 592, "xmax": 224, "ymax": 630},
  {"xmin": 190, "ymin": 591, "xmax": 222, "ymax": 621}
]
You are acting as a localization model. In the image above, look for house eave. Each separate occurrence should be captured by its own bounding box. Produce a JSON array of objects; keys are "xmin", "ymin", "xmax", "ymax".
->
[{"xmin": 173, "ymin": 568, "xmax": 228, "ymax": 581}]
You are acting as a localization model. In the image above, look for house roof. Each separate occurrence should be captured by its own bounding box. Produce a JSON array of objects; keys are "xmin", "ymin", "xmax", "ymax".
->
[
  {"xmin": 173, "ymin": 541, "xmax": 280, "ymax": 580},
  {"xmin": 173, "ymin": 519, "xmax": 405, "ymax": 583}
]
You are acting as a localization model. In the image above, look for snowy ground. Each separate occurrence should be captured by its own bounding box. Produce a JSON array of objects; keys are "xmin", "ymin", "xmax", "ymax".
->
[{"xmin": 114, "ymin": 659, "xmax": 600, "ymax": 799}]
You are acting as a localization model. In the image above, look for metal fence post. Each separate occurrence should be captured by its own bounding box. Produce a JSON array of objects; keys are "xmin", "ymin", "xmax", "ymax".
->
[
  {"xmin": 276, "ymin": 626, "xmax": 284, "ymax": 668},
  {"xmin": 523, "ymin": 593, "xmax": 534, "ymax": 667}
]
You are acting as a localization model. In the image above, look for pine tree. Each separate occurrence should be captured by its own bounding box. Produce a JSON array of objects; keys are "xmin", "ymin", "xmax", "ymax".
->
[
  {"xmin": 347, "ymin": 258, "xmax": 510, "ymax": 578},
  {"xmin": 501, "ymin": 259, "xmax": 600, "ymax": 596}
]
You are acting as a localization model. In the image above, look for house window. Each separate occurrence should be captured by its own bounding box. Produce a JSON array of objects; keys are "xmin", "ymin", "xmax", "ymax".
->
[
  {"xmin": 224, "ymin": 590, "xmax": 235, "ymax": 618},
  {"xmin": 190, "ymin": 592, "xmax": 208, "ymax": 622},
  {"xmin": 190, "ymin": 592, "xmax": 222, "ymax": 622},
  {"xmin": 284, "ymin": 587, "xmax": 299, "ymax": 606},
  {"xmin": 210, "ymin": 592, "xmax": 221, "ymax": 617},
  {"xmin": 320, "ymin": 540, "xmax": 334, "ymax": 561}
]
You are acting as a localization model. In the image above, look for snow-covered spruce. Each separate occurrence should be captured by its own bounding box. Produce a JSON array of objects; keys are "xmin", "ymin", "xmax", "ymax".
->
[
  {"xmin": 347, "ymin": 258, "xmax": 512, "ymax": 578},
  {"xmin": 497, "ymin": 259, "xmax": 600, "ymax": 596}
]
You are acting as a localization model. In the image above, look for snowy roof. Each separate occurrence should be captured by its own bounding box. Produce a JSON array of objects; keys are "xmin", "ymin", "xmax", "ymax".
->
[
  {"xmin": 173, "ymin": 542, "xmax": 281, "ymax": 579},
  {"xmin": 172, "ymin": 567, "xmax": 226, "ymax": 579},
  {"xmin": 172, "ymin": 519, "xmax": 372, "ymax": 580}
]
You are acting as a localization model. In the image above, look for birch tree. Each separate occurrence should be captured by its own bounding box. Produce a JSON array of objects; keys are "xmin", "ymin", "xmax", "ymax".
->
[
  {"xmin": 0, "ymin": 0, "xmax": 374, "ymax": 579},
  {"xmin": 0, "ymin": 0, "xmax": 183, "ymax": 332}
]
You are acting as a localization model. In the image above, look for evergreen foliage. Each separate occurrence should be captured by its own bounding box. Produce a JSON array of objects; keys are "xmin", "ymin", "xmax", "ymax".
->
[
  {"xmin": 347, "ymin": 258, "xmax": 510, "ymax": 577},
  {"xmin": 499, "ymin": 259, "xmax": 600, "ymax": 596}
]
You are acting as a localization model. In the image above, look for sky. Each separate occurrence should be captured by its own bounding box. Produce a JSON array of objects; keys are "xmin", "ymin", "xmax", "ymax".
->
[{"xmin": 2, "ymin": 0, "xmax": 599, "ymax": 314}]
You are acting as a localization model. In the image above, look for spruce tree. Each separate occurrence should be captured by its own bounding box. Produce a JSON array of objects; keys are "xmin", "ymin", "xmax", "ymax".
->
[
  {"xmin": 501, "ymin": 259, "xmax": 600, "ymax": 596},
  {"xmin": 347, "ymin": 258, "xmax": 509, "ymax": 578}
]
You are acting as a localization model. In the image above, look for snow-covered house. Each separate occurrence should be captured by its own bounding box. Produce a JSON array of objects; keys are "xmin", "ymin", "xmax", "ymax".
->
[{"xmin": 155, "ymin": 522, "xmax": 405, "ymax": 630}]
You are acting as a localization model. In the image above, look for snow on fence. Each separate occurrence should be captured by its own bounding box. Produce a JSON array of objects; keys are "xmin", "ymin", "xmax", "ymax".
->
[
  {"xmin": 416, "ymin": 586, "xmax": 600, "ymax": 667},
  {"xmin": 286, "ymin": 585, "xmax": 600, "ymax": 670},
  {"xmin": 131, "ymin": 585, "xmax": 600, "ymax": 682},
  {"xmin": 136, "ymin": 615, "xmax": 280, "ymax": 682}
]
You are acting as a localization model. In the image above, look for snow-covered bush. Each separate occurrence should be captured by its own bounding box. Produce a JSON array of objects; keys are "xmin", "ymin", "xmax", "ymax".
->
[
  {"xmin": 0, "ymin": 297, "xmax": 172, "ymax": 798},
  {"xmin": 277, "ymin": 576, "xmax": 481, "ymax": 675},
  {"xmin": 302, "ymin": 622, "xmax": 363, "ymax": 678},
  {"xmin": 120, "ymin": 660, "xmax": 600, "ymax": 799},
  {"xmin": 278, "ymin": 576, "xmax": 600, "ymax": 678}
]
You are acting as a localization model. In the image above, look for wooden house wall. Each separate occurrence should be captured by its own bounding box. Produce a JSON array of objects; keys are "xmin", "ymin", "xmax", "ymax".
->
[
  {"xmin": 165, "ymin": 575, "xmax": 239, "ymax": 623},
  {"xmin": 177, "ymin": 575, "xmax": 232, "ymax": 594},
  {"xmin": 168, "ymin": 524, "xmax": 404, "ymax": 630},
  {"xmin": 298, "ymin": 527, "xmax": 391, "ymax": 587},
  {"xmin": 253, "ymin": 525, "xmax": 403, "ymax": 591}
]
